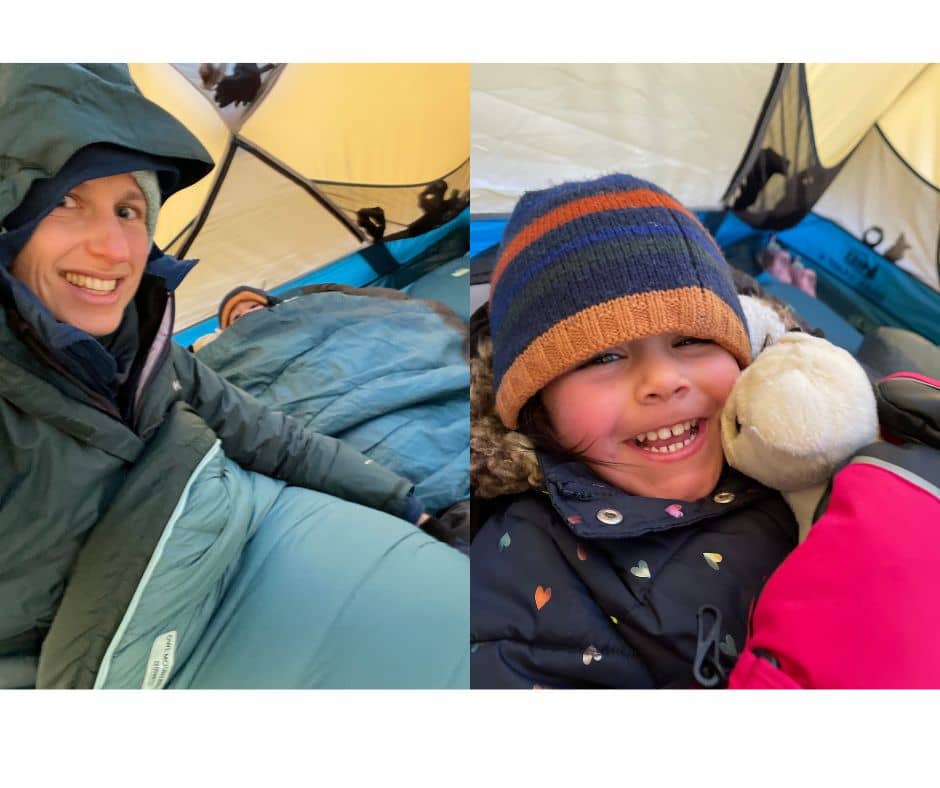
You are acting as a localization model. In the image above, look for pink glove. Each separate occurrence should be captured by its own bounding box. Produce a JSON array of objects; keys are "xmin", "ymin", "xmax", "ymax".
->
[{"xmin": 730, "ymin": 373, "xmax": 940, "ymax": 689}]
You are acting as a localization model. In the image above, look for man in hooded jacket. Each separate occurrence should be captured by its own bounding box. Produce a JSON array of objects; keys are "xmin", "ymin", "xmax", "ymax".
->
[{"xmin": 0, "ymin": 64, "xmax": 468, "ymax": 689}]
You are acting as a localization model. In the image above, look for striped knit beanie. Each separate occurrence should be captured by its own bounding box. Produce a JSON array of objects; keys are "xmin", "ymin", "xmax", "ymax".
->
[{"xmin": 490, "ymin": 173, "xmax": 751, "ymax": 429}]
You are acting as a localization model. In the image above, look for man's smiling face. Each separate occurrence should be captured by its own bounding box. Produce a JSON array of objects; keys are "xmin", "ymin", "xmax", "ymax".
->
[{"xmin": 9, "ymin": 173, "xmax": 150, "ymax": 337}]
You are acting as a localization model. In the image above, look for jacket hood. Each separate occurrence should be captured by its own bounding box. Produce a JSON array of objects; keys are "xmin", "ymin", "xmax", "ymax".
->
[
  {"xmin": 0, "ymin": 64, "xmax": 213, "ymax": 398},
  {"xmin": 0, "ymin": 63, "xmax": 213, "ymax": 221}
]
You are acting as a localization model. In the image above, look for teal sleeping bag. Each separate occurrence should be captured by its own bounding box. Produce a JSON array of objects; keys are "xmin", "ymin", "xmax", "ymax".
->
[
  {"xmin": 37, "ymin": 405, "xmax": 469, "ymax": 689},
  {"xmin": 196, "ymin": 288, "xmax": 470, "ymax": 513}
]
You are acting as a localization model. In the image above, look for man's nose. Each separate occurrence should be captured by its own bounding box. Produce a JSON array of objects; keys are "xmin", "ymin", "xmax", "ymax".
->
[{"xmin": 86, "ymin": 213, "xmax": 131, "ymax": 262}]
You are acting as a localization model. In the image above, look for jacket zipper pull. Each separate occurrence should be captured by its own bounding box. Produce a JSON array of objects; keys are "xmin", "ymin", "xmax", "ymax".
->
[{"xmin": 693, "ymin": 604, "xmax": 727, "ymax": 688}]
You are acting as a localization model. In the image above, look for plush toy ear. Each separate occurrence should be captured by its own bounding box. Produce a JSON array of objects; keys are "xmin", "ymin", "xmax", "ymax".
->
[{"xmin": 739, "ymin": 295, "xmax": 787, "ymax": 359}]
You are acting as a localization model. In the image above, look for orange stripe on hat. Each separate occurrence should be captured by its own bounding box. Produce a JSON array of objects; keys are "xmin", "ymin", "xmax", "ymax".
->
[{"xmin": 491, "ymin": 188, "xmax": 708, "ymax": 289}]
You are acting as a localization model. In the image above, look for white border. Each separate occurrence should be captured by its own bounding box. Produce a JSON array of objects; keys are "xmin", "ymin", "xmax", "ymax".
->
[
  {"xmin": 4, "ymin": 2, "xmax": 937, "ymax": 61},
  {"xmin": 2, "ymin": 690, "xmax": 936, "ymax": 785}
]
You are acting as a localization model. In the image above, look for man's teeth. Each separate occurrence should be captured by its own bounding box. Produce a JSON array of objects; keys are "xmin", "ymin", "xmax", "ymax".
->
[
  {"xmin": 63, "ymin": 272, "xmax": 117, "ymax": 292},
  {"xmin": 634, "ymin": 420, "xmax": 699, "ymax": 452}
]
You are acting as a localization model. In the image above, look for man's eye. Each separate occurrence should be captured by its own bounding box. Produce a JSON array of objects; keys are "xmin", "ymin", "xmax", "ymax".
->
[{"xmin": 116, "ymin": 205, "xmax": 143, "ymax": 220}]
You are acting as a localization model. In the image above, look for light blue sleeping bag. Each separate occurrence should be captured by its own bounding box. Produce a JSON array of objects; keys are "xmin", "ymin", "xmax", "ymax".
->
[
  {"xmin": 197, "ymin": 289, "xmax": 470, "ymax": 514},
  {"xmin": 37, "ymin": 406, "xmax": 469, "ymax": 689}
]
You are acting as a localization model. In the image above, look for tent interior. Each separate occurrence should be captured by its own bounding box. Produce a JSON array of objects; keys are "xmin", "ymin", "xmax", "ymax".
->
[
  {"xmin": 129, "ymin": 63, "xmax": 471, "ymax": 346},
  {"xmin": 470, "ymin": 63, "xmax": 940, "ymax": 361},
  {"xmin": 126, "ymin": 63, "xmax": 473, "ymax": 527}
]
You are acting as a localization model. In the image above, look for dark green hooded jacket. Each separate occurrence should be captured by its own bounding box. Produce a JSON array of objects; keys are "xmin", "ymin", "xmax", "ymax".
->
[{"xmin": 0, "ymin": 65, "xmax": 456, "ymax": 689}]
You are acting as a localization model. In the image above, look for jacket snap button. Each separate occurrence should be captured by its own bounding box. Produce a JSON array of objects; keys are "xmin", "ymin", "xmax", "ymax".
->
[
  {"xmin": 713, "ymin": 492, "xmax": 735, "ymax": 504},
  {"xmin": 596, "ymin": 508, "xmax": 623, "ymax": 525}
]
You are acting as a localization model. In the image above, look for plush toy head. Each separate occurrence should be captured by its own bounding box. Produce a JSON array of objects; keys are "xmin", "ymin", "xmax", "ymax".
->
[{"xmin": 721, "ymin": 330, "xmax": 878, "ymax": 494}]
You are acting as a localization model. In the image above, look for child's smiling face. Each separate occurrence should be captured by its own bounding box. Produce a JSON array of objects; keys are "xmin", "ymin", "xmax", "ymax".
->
[{"xmin": 540, "ymin": 332, "xmax": 741, "ymax": 501}]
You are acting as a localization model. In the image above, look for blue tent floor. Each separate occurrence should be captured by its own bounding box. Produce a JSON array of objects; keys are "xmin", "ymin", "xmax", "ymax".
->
[{"xmin": 403, "ymin": 255, "xmax": 471, "ymax": 322}]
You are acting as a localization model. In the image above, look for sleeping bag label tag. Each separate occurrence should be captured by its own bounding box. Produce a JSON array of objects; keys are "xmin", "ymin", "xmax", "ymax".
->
[{"xmin": 142, "ymin": 631, "xmax": 177, "ymax": 690}]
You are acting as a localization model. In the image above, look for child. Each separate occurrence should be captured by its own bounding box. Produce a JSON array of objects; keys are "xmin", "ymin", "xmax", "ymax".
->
[
  {"xmin": 190, "ymin": 286, "xmax": 279, "ymax": 351},
  {"xmin": 218, "ymin": 285, "xmax": 279, "ymax": 329},
  {"xmin": 470, "ymin": 174, "xmax": 798, "ymax": 688}
]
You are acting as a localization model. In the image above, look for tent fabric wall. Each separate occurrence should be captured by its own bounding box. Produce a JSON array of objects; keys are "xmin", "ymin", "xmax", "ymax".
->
[
  {"xmin": 728, "ymin": 62, "xmax": 940, "ymax": 291},
  {"xmin": 175, "ymin": 207, "xmax": 470, "ymax": 349},
  {"xmin": 238, "ymin": 64, "xmax": 469, "ymax": 185},
  {"xmin": 129, "ymin": 64, "xmax": 470, "ymax": 331},
  {"xmin": 471, "ymin": 63, "xmax": 776, "ymax": 213},
  {"xmin": 855, "ymin": 63, "xmax": 940, "ymax": 189},
  {"xmin": 471, "ymin": 62, "xmax": 940, "ymax": 300},
  {"xmin": 470, "ymin": 63, "xmax": 940, "ymax": 347},
  {"xmin": 810, "ymin": 65, "xmax": 940, "ymax": 291},
  {"xmin": 813, "ymin": 126, "xmax": 940, "ymax": 290},
  {"xmin": 805, "ymin": 63, "xmax": 927, "ymax": 168}
]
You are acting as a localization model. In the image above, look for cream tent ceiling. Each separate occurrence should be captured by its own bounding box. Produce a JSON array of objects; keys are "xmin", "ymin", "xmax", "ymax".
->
[
  {"xmin": 471, "ymin": 63, "xmax": 777, "ymax": 213},
  {"xmin": 130, "ymin": 63, "xmax": 470, "ymax": 329},
  {"xmin": 472, "ymin": 63, "xmax": 940, "ymax": 291}
]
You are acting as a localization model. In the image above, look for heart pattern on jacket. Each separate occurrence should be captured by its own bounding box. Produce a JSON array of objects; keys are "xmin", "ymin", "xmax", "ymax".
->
[
  {"xmin": 534, "ymin": 585, "xmax": 552, "ymax": 610},
  {"xmin": 630, "ymin": 560, "xmax": 651, "ymax": 579}
]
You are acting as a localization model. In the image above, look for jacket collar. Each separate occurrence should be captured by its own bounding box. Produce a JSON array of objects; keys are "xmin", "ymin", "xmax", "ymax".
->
[
  {"xmin": 537, "ymin": 450, "xmax": 774, "ymax": 539},
  {"xmin": 0, "ymin": 219, "xmax": 193, "ymax": 403}
]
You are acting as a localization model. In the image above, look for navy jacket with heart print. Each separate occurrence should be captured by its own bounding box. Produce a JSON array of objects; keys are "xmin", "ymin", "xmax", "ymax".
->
[{"xmin": 470, "ymin": 452, "xmax": 798, "ymax": 688}]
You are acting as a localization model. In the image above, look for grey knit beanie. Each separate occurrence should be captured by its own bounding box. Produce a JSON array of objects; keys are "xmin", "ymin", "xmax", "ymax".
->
[{"xmin": 131, "ymin": 170, "xmax": 160, "ymax": 245}]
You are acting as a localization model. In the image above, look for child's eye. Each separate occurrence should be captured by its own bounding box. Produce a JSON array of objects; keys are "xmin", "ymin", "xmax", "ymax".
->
[
  {"xmin": 584, "ymin": 352, "xmax": 623, "ymax": 367},
  {"xmin": 674, "ymin": 336, "xmax": 712, "ymax": 348},
  {"xmin": 56, "ymin": 194, "xmax": 78, "ymax": 209}
]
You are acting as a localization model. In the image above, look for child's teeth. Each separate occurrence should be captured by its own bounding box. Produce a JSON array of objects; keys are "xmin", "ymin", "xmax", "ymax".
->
[{"xmin": 635, "ymin": 420, "xmax": 699, "ymax": 453}]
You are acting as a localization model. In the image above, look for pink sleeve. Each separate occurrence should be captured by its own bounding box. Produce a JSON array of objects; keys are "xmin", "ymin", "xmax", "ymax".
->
[{"xmin": 729, "ymin": 444, "xmax": 940, "ymax": 689}]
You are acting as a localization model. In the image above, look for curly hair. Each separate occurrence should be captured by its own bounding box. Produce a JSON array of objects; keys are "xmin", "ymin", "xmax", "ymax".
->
[
  {"xmin": 470, "ymin": 308, "xmax": 544, "ymax": 498},
  {"xmin": 729, "ymin": 267, "xmax": 814, "ymax": 334}
]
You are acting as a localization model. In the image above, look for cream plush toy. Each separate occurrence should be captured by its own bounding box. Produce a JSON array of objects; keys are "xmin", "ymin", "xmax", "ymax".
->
[{"xmin": 721, "ymin": 296, "xmax": 879, "ymax": 542}]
